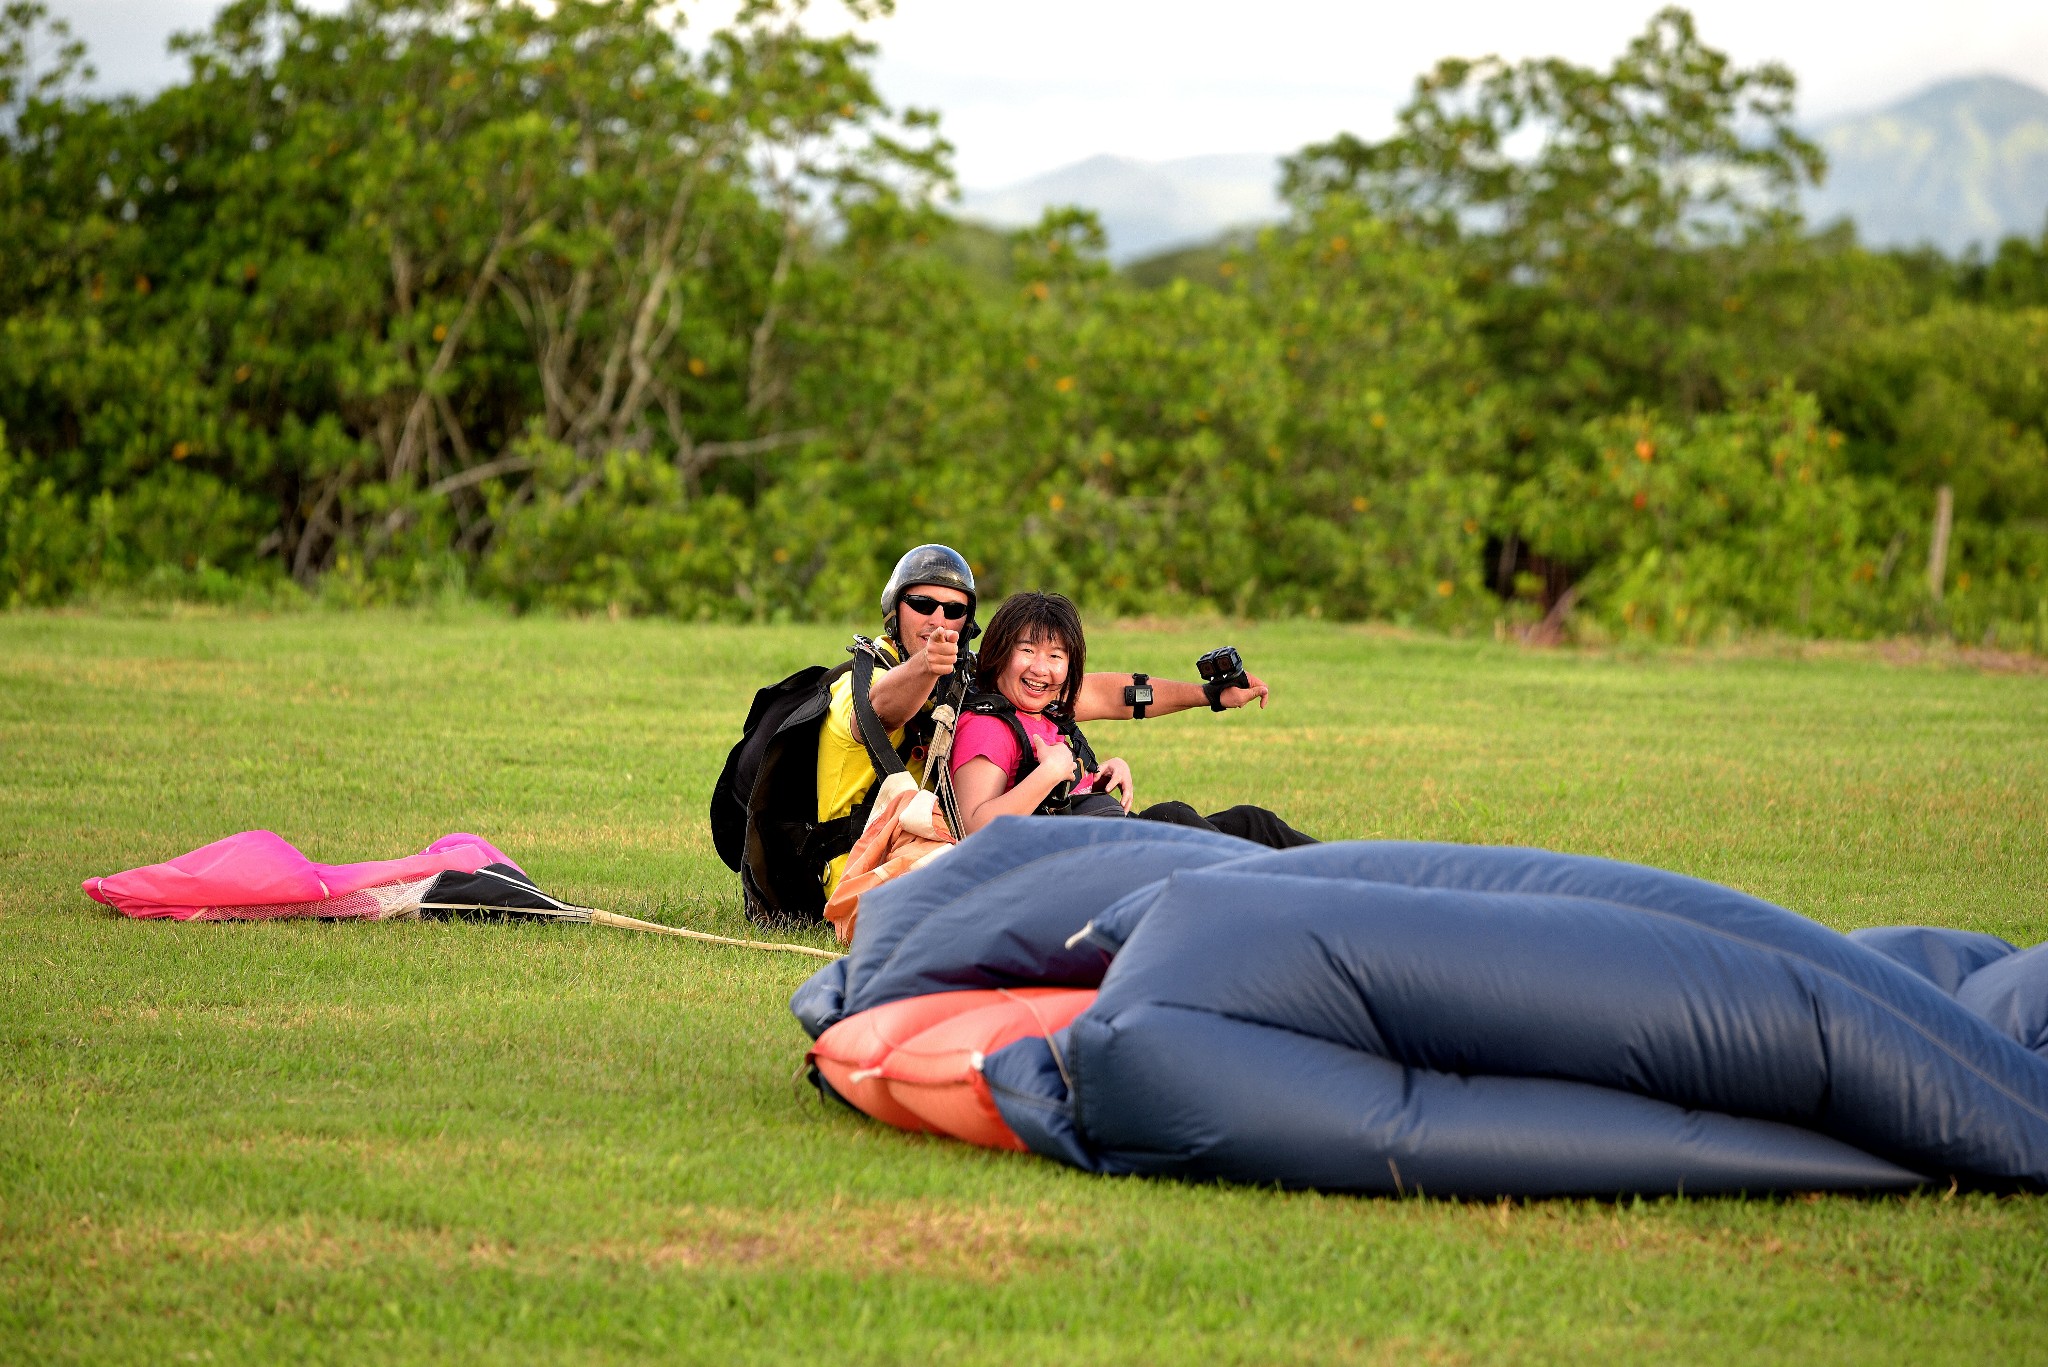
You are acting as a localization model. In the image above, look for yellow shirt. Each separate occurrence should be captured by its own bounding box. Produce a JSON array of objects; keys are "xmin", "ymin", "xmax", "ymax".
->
[{"xmin": 815, "ymin": 638, "xmax": 929, "ymax": 896}]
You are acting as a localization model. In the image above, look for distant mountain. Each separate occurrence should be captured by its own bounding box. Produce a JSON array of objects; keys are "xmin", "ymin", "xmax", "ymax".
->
[
  {"xmin": 958, "ymin": 74, "xmax": 2048, "ymax": 267},
  {"xmin": 957, "ymin": 153, "xmax": 1283, "ymax": 263},
  {"xmin": 1806, "ymin": 75, "xmax": 2048, "ymax": 254}
]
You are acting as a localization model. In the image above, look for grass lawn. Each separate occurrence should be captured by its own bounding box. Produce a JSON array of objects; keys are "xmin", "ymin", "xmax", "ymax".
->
[{"xmin": 3, "ymin": 609, "xmax": 2046, "ymax": 1365}]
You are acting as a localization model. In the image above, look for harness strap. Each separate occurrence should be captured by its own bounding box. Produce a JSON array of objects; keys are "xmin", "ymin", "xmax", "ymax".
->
[
  {"xmin": 963, "ymin": 690, "xmax": 1099, "ymax": 814},
  {"xmin": 797, "ymin": 813, "xmax": 857, "ymax": 860},
  {"xmin": 848, "ymin": 637, "xmax": 908, "ymax": 781},
  {"xmin": 924, "ymin": 671, "xmax": 972, "ymax": 838}
]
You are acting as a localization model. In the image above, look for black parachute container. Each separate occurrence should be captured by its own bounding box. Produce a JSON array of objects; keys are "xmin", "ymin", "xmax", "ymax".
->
[
  {"xmin": 710, "ymin": 659, "xmax": 855, "ymax": 928},
  {"xmin": 413, "ymin": 863, "xmax": 593, "ymax": 921},
  {"xmin": 711, "ymin": 641, "xmax": 932, "ymax": 928}
]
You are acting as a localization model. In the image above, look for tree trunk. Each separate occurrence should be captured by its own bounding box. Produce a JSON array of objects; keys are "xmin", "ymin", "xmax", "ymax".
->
[{"xmin": 1926, "ymin": 484, "xmax": 1954, "ymax": 602}]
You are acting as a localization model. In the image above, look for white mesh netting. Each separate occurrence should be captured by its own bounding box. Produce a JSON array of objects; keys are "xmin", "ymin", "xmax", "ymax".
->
[{"xmin": 194, "ymin": 876, "xmax": 440, "ymax": 922}]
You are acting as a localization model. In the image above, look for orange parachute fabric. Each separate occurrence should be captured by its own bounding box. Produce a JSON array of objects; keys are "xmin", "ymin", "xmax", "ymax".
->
[
  {"xmin": 821, "ymin": 772, "xmax": 956, "ymax": 945},
  {"xmin": 808, "ymin": 987, "xmax": 1097, "ymax": 1149}
]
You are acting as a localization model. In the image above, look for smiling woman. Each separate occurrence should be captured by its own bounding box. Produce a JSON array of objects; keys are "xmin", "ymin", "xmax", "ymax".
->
[
  {"xmin": 951, "ymin": 590, "xmax": 1111, "ymax": 831},
  {"xmin": 948, "ymin": 592, "xmax": 1317, "ymax": 848}
]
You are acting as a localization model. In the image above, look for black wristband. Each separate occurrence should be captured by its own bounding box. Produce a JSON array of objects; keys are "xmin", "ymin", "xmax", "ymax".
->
[
  {"xmin": 1203, "ymin": 679, "xmax": 1227, "ymax": 712},
  {"xmin": 1123, "ymin": 672, "xmax": 1153, "ymax": 719}
]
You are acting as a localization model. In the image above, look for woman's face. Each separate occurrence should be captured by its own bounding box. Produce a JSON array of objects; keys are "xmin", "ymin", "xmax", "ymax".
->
[{"xmin": 996, "ymin": 631, "xmax": 1070, "ymax": 714}]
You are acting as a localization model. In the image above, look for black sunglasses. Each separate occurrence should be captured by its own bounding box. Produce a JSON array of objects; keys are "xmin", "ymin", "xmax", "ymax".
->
[{"xmin": 900, "ymin": 593, "xmax": 970, "ymax": 620}]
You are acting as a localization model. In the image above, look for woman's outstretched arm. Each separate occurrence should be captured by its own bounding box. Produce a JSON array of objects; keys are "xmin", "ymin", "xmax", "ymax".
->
[{"xmin": 1073, "ymin": 671, "xmax": 1270, "ymax": 723}]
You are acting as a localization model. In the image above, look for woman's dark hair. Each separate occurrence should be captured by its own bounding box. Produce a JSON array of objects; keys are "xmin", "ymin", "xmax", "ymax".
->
[{"xmin": 974, "ymin": 591, "xmax": 1087, "ymax": 716}]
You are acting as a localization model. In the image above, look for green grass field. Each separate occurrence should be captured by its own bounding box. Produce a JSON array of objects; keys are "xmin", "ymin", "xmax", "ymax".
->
[{"xmin": 3, "ymin": 610, "xmax": 2046, "ymax": 1365}]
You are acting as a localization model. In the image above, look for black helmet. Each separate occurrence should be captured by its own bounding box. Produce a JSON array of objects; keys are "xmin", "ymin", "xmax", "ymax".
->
[{"xmin": 881, "ymin": 543, "xmax": 978, "ymax": 643}]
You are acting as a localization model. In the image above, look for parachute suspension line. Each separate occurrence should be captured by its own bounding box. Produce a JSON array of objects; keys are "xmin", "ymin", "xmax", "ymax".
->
[
  {"xmin": 998, "ymin": 987, "xmax": 1076, "ymax": 1096},
  {"xmin": 424, "ymin": 897, "xmax": 843, "ymax": 959},
  {"xmin": 584, "ymin": 909, "xmax": 845, "ymax": 960},
  {"xmin": 925, "ymin": 673, "xmax": 970, "ymax": 840},
  {"xmin": 928, "ymin": 704, "xmax": 965, "ymax": 839},
  {"xmin": 410, "ymin": 865, "xmax": 845, "ymax": 960}
]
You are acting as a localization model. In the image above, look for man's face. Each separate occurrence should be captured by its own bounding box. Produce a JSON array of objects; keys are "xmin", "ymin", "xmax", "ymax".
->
[{"xmin": 896, "ymin": 583, "xmax": 971, "ymax": 647}]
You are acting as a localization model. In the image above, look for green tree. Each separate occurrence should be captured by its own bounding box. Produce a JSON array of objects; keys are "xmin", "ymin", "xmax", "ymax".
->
[
  {"xmin": 0, "ymin": 0, "xmax": 945, "ymax": 597},
  {"xmin": 1284, "ymin": 7, "xmax": 1829, "ymax": 429}
]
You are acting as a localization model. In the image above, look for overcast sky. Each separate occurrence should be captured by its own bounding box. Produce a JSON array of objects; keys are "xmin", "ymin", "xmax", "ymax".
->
[{"xmin": 45, "ymin": 0, "xmax": 2048, "ymax": 186}]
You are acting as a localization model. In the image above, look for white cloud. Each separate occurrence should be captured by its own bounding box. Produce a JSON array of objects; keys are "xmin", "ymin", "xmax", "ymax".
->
[
  {"xmin": 43, "ymin": 0, "xmax": 2048, "ymax": 186},
  {"xmin": 50, "ymin": 0, "xmax": 232, "ymax": 91},
  {"xmin": 862, "ymin": 0, "xmax": 2048, "ymax": 184}
]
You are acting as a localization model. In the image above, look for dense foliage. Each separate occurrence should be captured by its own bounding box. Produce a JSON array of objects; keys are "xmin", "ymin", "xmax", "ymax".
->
[{"xmin": 3, "ymin": 1, "xmax": 2045, "ymax": 647}]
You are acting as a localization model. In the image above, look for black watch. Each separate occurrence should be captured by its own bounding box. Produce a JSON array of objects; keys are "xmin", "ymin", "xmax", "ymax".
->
[
  {"xmin": 1123, "ymin": 672, "xmax": 1153, "ymax": 719},
  {"xmin": 1202, "ymin": 679, "xmax": 1227, "ymax": 711}
]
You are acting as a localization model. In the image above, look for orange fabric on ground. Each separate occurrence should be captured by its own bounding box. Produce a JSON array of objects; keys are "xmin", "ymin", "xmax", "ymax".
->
[
  {"xmin": 821, "ymin": 776, "xmax": 956, "ymax": 945},
  {"xmin": 808, "ymin": 991, "xmax": 971, "ymax": 1133},
  {"xmin": 808, "ymin": 987, "xmax": 1099, "ymax": 1150}
]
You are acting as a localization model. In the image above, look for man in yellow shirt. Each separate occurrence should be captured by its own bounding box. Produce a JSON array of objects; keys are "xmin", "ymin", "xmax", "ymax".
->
[
  {"xmin": 815, "ymin": 545, "xmax": 976, "ymax": 898},
  {"xmin": 717, "ymin": 540, "xmax": 1283, "ymax": 925}
]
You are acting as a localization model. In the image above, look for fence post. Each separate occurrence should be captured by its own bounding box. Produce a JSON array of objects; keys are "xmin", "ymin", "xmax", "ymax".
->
[{"xmin": 1926, "ymin": 484, "xmax": 1953, "ymax": 602}]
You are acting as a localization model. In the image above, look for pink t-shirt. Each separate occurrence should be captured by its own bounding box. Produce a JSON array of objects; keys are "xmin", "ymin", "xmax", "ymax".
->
[{"xmin": 950, "ymin": 710, "xmax": 1099, "ymax": 795}]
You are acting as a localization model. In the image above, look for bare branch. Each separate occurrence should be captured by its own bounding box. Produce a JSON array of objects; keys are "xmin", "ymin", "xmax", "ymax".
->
[
  {"xmin": 392, "ymin": 223, "xmax": 514, "ymax": 481},
  {"xmin": 425, "ymin": 453, "xmax": 535, "ymax": 498},
  {"xmin": 291, "ymin": 478, "xmax": 343, "ymax": 583},
  {"xmin": 691, "ymin": 429, "xmax": 822, "ymax": 461},
  {"xmin": 747, "ymin": 202, "xmax": 801, "ymax": 416},
  {"xmin": 431, "ymin": 389, "xmax": 473, "ymax": 467}
]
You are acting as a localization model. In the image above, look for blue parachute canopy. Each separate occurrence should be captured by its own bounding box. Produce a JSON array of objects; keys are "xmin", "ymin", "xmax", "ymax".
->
[{"xmin": 793, "ymin": 817, "xmax": 2048, "ymax": 1198}]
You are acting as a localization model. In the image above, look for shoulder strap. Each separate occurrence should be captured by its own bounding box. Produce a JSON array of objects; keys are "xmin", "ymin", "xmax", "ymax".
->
[
  {"xmin": 965, "ymin": 691, "xmax": 1035, "ymax": 786},
  {"xmin": 847, "ymin": 637, "xmax": 907, "ymax": 780},
  {"xmin": 1057, "ymin": 711, "xmax": 1100, "ymax": 778},
  {"xmin": 963, "ymin": 691, "xmax": 1098, "ymax": 800}
]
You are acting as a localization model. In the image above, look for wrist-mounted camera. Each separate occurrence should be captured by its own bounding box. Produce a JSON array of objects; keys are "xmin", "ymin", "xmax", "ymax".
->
[
  {"xmin": 1122, "ymin": 672, "xmax": 1153, "ymax": 719},
  {"xmin": 1196, "ymin": 646, "xmax": 1248, "ymax": 711}
]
